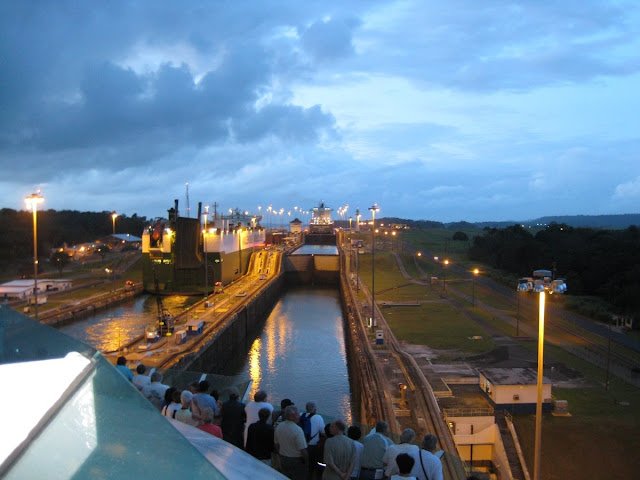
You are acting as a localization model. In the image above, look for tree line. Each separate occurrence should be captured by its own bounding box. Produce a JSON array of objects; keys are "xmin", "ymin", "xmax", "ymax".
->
[
  {"xmin": 469, "ymin": 223, "xmax": 640, "ymax": 318},
  {"xmin": 0, "ymin": 208, "xmax": 150, "ymax": 274}
]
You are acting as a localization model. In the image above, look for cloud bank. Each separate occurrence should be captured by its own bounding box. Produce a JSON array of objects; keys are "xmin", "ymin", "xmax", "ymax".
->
[{"xmin": 1, "ymin": 1, "xmax": 639, "ymax": 222}]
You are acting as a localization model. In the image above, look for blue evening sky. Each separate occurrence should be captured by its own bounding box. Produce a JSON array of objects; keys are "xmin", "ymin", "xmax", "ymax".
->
[{"xmin": 1, "ymin": 1, "xmax": 639, "ymax": 222}]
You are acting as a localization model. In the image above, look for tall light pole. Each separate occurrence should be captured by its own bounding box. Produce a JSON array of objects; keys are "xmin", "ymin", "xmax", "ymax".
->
[
  {"xmin": 111, "ymin": 212, "xmax": 118, "ymax": 236},
  {"xmin": 605, "ymin": 319, "xmax": 612, "ymax": 391},
  {"xmin": 26, "ymin": 192, "xmax": 44, "ymax": 321},
  {"xmin": 443, "ymin": 259, "xmax": 449, "ymax": 291},
  {"xmin": 516, "ymin": 292, "xmax": 521, "ymax": 336},
  {"xmin": 472, "ymin": 268, "xmax": 479, "ymax": 306},
  {"xmin": 369, "ymin": 204, "xmax": 379, "ymax": 328},
  {"xmin": 203, "ymin": 205, "xmax": 209, "ymax": 299},
  {"xmin": 533, "ymin": 292, "xmax": 546, "ymax": 480},
  {"xmin": 356, "ymin": 247, "xmax": 360, "ymax": 293}
]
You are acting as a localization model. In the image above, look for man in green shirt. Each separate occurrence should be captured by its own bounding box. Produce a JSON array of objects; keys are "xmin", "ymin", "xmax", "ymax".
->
[
  {"xmin": 323, "ymin": 419, "xmax": 356, "ymax": 480},
  {"xmin": 275, "ymin": 405, "xmax": 308, "ymax": 480},
  {"xmin": 359, "ymin": 421, "xmax": 394, "ymax": 480}
]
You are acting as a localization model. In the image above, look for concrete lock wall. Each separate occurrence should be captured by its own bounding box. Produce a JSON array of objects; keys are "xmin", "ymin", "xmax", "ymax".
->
[
  {"xmin": 169, "ymin": 273, "xmax": 285, "ymax": 374},
  {"xmin": 167, "ymin": 249, "xmax": 371, "ymax": 423},
  {"xmin": 283, "ymin": 254, "xmax": 339, "ymax": 285},
  {"xmin": 314, "ymin": 255, "xmax": 340, "ymax": 271}
]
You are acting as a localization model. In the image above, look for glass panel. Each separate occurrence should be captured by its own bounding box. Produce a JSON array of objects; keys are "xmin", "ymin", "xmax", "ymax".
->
[{"xmin": 0, "ymin": 305, "xmax": 225, "ymax": 479}]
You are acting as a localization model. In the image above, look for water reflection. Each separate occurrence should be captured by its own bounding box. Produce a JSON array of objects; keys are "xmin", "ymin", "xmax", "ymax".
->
[
  {"xmin": 291, "ymin": 245, "xmax": 339, "ymax": 255},
  {"xmin": 58, "ymin": 295, "xmax": 199, "ymax": 352},
  {"xmin": 239, "ymin": 287, "xmax": 352, "ymax": 423},
  {"xmin": 57, "ymin": 287, "xmax": 353, "ymax": 423}
]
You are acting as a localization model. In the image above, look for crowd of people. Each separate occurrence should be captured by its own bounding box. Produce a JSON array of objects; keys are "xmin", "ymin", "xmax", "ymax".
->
[{"xmin": 118, "ymin": 358, "xmax": 450, "ymax": 480}]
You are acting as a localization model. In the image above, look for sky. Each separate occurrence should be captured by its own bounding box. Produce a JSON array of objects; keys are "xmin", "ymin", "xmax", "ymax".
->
[{"xmin": 1, "ymin": 1, "xmax": 640, "ymax": 223}]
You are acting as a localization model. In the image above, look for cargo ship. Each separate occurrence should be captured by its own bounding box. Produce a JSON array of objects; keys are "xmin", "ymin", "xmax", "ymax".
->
[
  {"xmin": 309, "ymin": 201, "xmax": 334, "ymax": 234},
  {"xmin": 142, "ymin": 200, "xmax": 265, "ymax": 294}
]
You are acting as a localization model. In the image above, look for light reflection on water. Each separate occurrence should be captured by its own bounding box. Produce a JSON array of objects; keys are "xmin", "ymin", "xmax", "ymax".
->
[
  {"xmin": 291, "ymin": 245, "xmax": 339, "ymax": 255},
  {"xmin": 58, "ymin": 295, "xmax": 199, "ymax": 352},
  {"xmin": 58, "ymin": 287, "xmax": 353, "ymax": 422},
  {"xmin": 234, "ymin": 286, "xmax": 352, "ymax": 423}
]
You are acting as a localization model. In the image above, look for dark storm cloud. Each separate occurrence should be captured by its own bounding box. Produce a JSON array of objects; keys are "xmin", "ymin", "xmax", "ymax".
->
[
  {"xmin": 1, "ymin": 1, "xmax": 638, "ymax": 221},
  {"xmin": 0, "ymin": 2, "xmax": 344, "ymax": 153},
  {"xmin": 300, "ymin": 16, "xmax": 359, "ymax": 62},
  {"xmin": 0, "ymin": 34, "xmax": 335, "ymax": 170}
]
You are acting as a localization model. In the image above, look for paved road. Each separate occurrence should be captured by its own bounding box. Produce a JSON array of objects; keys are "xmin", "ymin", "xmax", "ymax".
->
[{"xmin": 402, "ymin": 241, "xmax": 640, "ymax": 354}]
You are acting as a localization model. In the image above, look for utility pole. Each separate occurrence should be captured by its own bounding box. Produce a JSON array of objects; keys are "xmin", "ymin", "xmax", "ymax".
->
[
  {"xmin": 185, "ymin": 182, "xmax": 190, "ymax": 217},
  {"xmin": 204, "ymin": 205, "xmax": 209, "ymax": 299},
  {"xmin": 605, "ymin": 319, "xmax": 612, "ymax": 390}
]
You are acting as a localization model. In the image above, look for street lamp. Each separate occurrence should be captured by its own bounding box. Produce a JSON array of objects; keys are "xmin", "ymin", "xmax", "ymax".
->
[
  {"xmin": 443, "ymin": 259, "xmax": 449, "ymax": 291},
  {"xmin": 105, "ymin": 268, "xmax": 114, "ymax": 293},
  {"xmin": 111, "ymin": 211, "xmax": 118, "ymax": 236},
  {"xmin": 516, "ymin": 292, "xmax": 521, "ymax": 336},
  {"xmin": 25, "ymin": 192, "xmax": 44, "ymax": 321},
  {"xmin": 369, "ymin": 203, "xmax": 379, "ymax": 328},
  {"xmin": 356, "ymin": 247, "xmax": 360, "ymax": 293},
  {"xmin": 533, "ymin": 292, "xmax": 546, "ymax": 480},
  {"xmin": 203, "ymin": 206, "xmax": 209, "ymax": 299},
  {"xmin": 472, "ymin": 268, "xmax": 479, "ymax": 306}
]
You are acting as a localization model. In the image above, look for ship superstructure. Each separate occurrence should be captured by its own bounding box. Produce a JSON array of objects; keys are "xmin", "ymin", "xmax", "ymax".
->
[
  {"xmin": 142, "ymin": 200, "xmax": 265, "ymax": 294},
  {"xmin": 309, "ymin": 201, "xmax": 334, "ymax": 234}
]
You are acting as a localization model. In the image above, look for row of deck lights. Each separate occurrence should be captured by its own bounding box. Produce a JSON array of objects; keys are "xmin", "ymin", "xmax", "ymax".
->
[{"xmin": 257, "ymin": 205, "xmax": 310, "ymax": 230}]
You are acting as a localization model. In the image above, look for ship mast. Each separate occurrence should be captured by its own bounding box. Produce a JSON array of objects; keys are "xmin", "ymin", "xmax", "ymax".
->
[{"xmin": 185, "ymin": 182, "xmax": 191, "ymax": 218}]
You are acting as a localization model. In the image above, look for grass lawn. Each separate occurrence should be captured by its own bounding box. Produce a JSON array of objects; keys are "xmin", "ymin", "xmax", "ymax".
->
[
  {"xmin": 513, "ymin": 371, "xmax": 640, "ymax": 480},
  {"xmin": 513, "ymin": 413, "xmax": 639, "ymax": 480},
  {"xmin": 370, "ymin": 228, "xmax": 640, "ymax": 478},
  {"xmin": 385, "ymin": 303, "xmax": 494, "ymax": 355}
]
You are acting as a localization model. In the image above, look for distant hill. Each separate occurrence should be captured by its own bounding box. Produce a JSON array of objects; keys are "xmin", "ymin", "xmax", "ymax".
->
[
  {"xmin": 476, "ymin": 214, "xmax": 640, "ymax": 229},
  {"xmin": 369, "ymin": 214, "xmax": 640, "ymax": 230}
]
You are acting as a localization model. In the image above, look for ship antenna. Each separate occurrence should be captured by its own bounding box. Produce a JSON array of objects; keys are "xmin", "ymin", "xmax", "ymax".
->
[{"xmin": 185, "ymin": 182, "xmax": 190, "ymax": 218}]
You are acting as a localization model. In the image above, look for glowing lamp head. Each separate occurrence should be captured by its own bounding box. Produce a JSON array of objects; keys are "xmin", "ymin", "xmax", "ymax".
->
[{"xmin": 25, "ymin": 192, "xmax": 44, "ymax": 210}]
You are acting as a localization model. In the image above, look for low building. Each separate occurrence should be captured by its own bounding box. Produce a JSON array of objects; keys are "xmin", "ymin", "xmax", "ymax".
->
[
  {"xmin": 103, "ymin": 233, "xmax": 143, "ymax": 250},
  {"xmin": 0, "ymin": 279, "xmax": 73, "ymax": 301},
  {"xmin": 477, "ymin": 367, "xmax": 553, "ymax": 414},
  {"xmin": 289, "ymin": 218, "xmax": 303, "ymax": 234},
  {"xmin": 64, "ymin": 243, "xmax": 99, "ymax": 260}
]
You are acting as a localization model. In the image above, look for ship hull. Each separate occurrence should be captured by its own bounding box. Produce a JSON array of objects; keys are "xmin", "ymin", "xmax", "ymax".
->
[{"xmin": 142, "ymin": 216, "xmax": 265, "ymax": 295}]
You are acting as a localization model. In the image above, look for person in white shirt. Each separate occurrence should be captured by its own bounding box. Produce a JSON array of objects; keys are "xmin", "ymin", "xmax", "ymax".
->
[
  {"xmin": 244, "ymin": 389, "xmax": 274, "ymax": 447},
  {"xmin": 413, "ymin": 434, "xmax": 443, "ymax": 480},
  {"xmin": 383, "ymin": 428, "xmax": 419, "ymax": 478},
  {"xmin": 390, "ymin": 453, "xmax": 417, "ymax": 479},
  {"xmin": 274, "ymin": 405, "xmax": 308, "ymax": 480},
  {"xmin": 132, "ymin": 364, "xmax": 151, "ymax": 391},
  {"xmin": 141, "ymin": 371, "xmax": 170, "ymax": 410},
  {"xmin": 162, "ymin": 389, "xmax": 182, "ymax": 418},
  {"xmin": 347, "ymin": 425, "xmax": 364, "ymax": 479}
]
